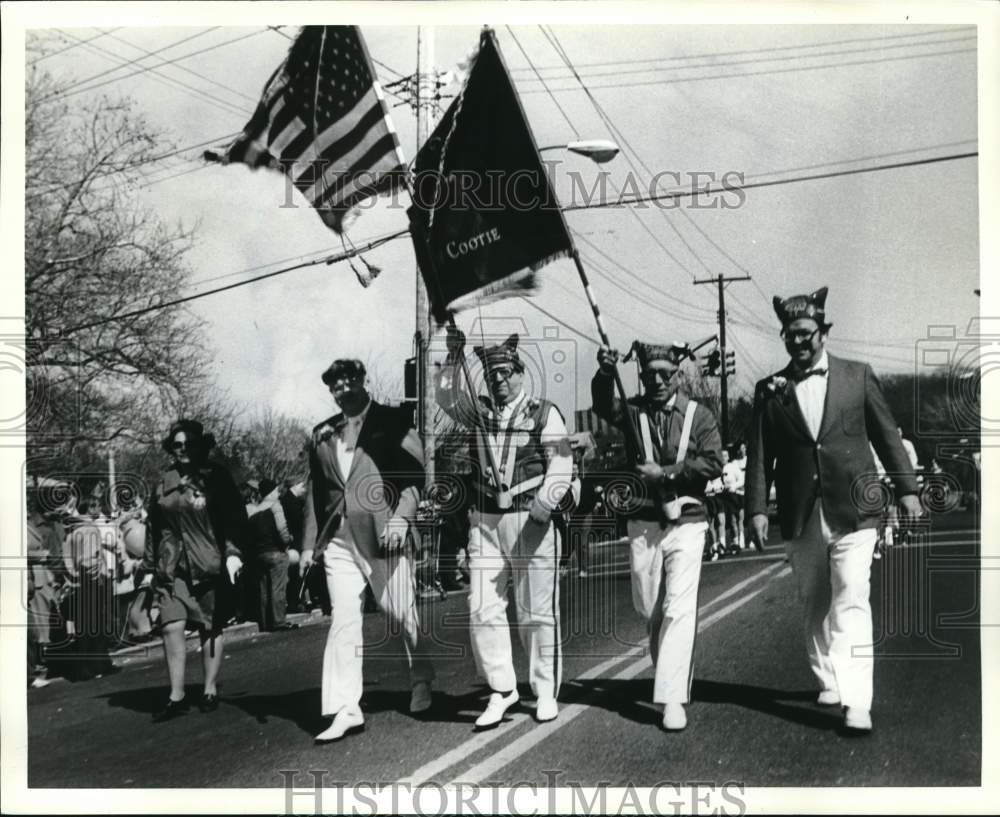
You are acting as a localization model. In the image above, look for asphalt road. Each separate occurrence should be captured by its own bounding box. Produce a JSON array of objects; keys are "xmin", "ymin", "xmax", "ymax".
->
[{"xmin": 27, "ymin": 510, "xmax": 981, "ymax": 789}]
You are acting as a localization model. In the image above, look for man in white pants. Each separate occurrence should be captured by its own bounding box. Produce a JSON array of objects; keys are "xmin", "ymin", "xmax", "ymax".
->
[
  {"xmin": 746, "ymin": 287, "xmax": 921, "ymax": 733},
  {"xmin": 592, "ymin": 341, "xmax": 723, "ymax": 731},
  {"xmin": 436, "ymin": 329, "xmax": 572, "ymax": 728},
  {"xmin": 301, "ymin": 358, "xmax": 434, "ymax": 743}
]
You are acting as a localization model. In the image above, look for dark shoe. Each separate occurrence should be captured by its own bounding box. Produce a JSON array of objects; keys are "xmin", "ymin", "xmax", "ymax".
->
[
  {"xmin": 152, "ymin": 697, "xmax": 190, "ymax": 722},
  {"xmin": 199, "ymin": 693, "xmax": 220, "ymax": 713}
]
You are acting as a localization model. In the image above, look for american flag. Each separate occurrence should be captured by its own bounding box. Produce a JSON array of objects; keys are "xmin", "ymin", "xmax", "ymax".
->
[{"xmin": 205, "ymin": 26, "xmax": 406, "ymax": 234}]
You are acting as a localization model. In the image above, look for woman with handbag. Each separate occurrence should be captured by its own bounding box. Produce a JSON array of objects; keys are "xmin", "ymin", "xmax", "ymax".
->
[{"xmin": 140, "ymin": 419, "xmax": 246, "ymax": 722}]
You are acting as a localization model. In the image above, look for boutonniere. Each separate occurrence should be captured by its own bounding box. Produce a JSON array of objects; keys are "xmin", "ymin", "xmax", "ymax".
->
[
  {"xmin": 315, "ymin": 424, "xmax": 336, "ymax": 444},
  {"xmin": 765, "ymin": 375, "xmax": 788, "ymax": 396},
  {"xmin": 513, "ymin": 410, "xmax": 536, "ymax": 433}
]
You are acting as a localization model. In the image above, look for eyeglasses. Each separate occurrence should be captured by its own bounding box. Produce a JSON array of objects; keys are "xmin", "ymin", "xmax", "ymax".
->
[
  {"xmin": 640, "ymin": 369, "xmax": 675, "ymax": 384},
  {"xmin": 781, "ymin": 327, "xmax": 821, "ymax": 344},
  {"xmin": 488, "ymin": 367, "xmax": 515, "ymax": 381},
  {"xmin": 330, "ymin": 377, "xmax": 364, "ymax": 392}
]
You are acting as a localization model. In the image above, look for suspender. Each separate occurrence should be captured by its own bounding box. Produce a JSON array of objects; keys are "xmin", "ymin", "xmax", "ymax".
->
[
  {"xmin": 637, "ymin": 399, "xmax": 698, "ymax": 466},
  {"xmin": 676, "ymin": 399, "xmax": 697, "ymax": 464},
  {"xmin": 635, "ymin": 399, "xmax": 702, "ymax": 521}
]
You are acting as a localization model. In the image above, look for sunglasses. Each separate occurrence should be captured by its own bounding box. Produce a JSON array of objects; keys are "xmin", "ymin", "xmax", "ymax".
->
[
  {"xmin": 640, "ymin": 369, "xmax": 676, "ymax": 384},
  {"xmin": 171, "ymin": 440, "xmax": 188, "ymax": 450},
  {"xmin": 781, "ymin": 327, "xmax": 821, "ymax": 344}
]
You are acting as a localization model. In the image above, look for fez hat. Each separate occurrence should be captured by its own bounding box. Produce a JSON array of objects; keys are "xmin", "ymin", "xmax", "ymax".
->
[
  {"xmin": 624, "ymin": 340, "xmax": 695, "ymax": 369},
  {"xmin": 772, "ymin": 286, "xmax": 832, "ymax": 330},
  {"xmin": 474, "ymin": 334, "xmax": 524, "ymax": 372}
]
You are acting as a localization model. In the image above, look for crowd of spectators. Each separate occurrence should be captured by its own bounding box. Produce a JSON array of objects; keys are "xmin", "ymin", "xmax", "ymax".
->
[{"xmin": 24, "ymin": 471, "xmax": 321, "ymax": 689}]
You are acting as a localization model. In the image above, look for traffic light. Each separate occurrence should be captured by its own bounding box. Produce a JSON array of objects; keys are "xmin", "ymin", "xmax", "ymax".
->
[
  {"xmin": 702, "ymin": 349, "xmax": 722, "ymax": 377},
  {"xmin": 725, "ymin": 350, "xmax": 736, "ymax": 376}
]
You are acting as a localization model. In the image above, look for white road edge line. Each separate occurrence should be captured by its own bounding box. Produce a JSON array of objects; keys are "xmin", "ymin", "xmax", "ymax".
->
[
  {"xmin": 446, "ymin": 565, "xmax": 792, "ymax": 786},
  {"xmin": 396, "ymin": 560, "xmax": 788, "ymax": 787}
]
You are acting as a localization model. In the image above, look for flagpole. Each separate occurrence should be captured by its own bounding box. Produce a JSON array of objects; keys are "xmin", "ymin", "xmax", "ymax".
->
[
  {"xmin": 473, "ymin": 27, "xmax": 644, "ymax": 462},
  {"xmin": 409, "ymin": 28, "xmax": 507, "ymax": 499},
  {"xmin": 568, "ymin": 248, "xmax": 644, "ymax": 460},
  {"xmin": 416, "ymin": 26, "xmax": 436, "ymax": 492}
]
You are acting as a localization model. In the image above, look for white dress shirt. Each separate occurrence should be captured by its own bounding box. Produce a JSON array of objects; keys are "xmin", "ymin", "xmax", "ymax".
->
[
  {"xmin": 793, "ymin": 350, "xmax": 829, "ymax": 441},
  {"xmin": 335, "ymin": 399, "xmax": 371, "ymax": 479}
]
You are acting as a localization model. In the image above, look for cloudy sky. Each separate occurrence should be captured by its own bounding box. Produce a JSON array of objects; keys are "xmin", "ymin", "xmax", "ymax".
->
[{"xmin": 14, "ymin": 7, "xmax": 984, "ymax": 427}]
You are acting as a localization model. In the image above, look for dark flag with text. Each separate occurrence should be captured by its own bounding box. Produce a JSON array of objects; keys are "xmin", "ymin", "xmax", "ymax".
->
[
  {"xmin": 205, "ymin": 26, "xmax": 405, "ymax": 235},
  {"xmin": 408, "ymin": 28, "xmax": 573, "ymax": 322}
]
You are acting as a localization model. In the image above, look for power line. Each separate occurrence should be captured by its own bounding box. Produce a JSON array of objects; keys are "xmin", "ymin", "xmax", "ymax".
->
[
  {"xmin": 563, "ymin": 151, "xmax": 977, "ymax": 212},
  {"xmin": 59, "ymin": 229, "xmax": 411, "ymax": 335},
  {"xmin": 105, "ymin": 30, "xmax": 258, "ymax": 105},
  {"xmin": 541, "ymin": 26, "xmax": 724, "ymax": 284},
  {"xmin": 516, "ymin": 34, "xmax": 976, "ymax": 83},
  {"xmin": 511, "ymin": 25, "xmax": 975, "ymax": 74},
  {"xmin": 25, "ymin": 131, "xmax": 242, "ymax": 203},
  {"xmin": 575, "ymin": 233, "xmax": 715, "ymax": 317},
  {"xmin": 28, "ymin": 28, "xmax": 123, "ymax": 65},
  {"xmin": 50, "ymin": 28, "xmax": 270, "ymax": 104},
  {"xmin": 50, "ymin": 27, "xmax": 219, "ymax": 95},
  {"xmin": 521, "ymin": 45, "xmax": 975, "ymax": 94},
  {"xmin": 506, "ymin": 27, "xmax": 579, "ymax": 139},
  {"xmin": 529, "ymin": 26, "xmax": 704, "ymax": 282},
  {"xmin": 44, "ymin": 33, "xmax": 252, "ymax": 119}
]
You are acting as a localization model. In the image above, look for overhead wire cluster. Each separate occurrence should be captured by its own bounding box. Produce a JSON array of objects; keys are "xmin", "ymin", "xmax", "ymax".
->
[{"xmin": 28, "ymin": 25, "xmax": 977, "ymax": 377}]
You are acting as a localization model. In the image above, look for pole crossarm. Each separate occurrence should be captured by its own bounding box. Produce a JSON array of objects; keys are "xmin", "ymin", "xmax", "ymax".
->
[{"xmin": 693, "ymin": 274, "xmax": 752, "ymax": 446}]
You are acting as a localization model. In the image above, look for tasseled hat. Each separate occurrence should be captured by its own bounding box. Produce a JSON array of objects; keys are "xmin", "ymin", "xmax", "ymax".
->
[
  {"xmin": 772, "ymin": 286, "xmax": 832, "ymax": 330},
  {"xmin": 624, "ymin": 340, "xmax": 695, "ymax": 368},
  {"xmin": 474, "ymin": 334, "xmax": 524, "ymax": 372}
]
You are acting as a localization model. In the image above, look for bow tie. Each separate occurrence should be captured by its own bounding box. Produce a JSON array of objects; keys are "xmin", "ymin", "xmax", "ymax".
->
[{"xmin": 791, "ymin": 367, "xmax": 827, "ymax": 382}]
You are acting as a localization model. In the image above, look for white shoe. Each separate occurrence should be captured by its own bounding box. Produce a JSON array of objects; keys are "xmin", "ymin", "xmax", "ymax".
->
[
  {"xmin": 843, "ymin": 707, "xmax": 872, "ymax": 732},
  {"xmin": 662, "ymin": 702, "xmax": 687, "ymax": 731},
  {"xmin": 315, "ymin": 708, "xmax": 365, "ymax": 742},
  {"xmin": 535, "ymin": 695, "xmax": 558, "ymax": 722},
  {"xmin": 817, "ymin": 690, "xmax": 841, "ymax": 706},
  {"xmin": 410, "ymin": 681, "xmax": 433, "ymax": 714},
  {"xmin": 30, "ymin": 676, "xmax": 51, "ymax": 689},
  {"xmin": 474, "ymin": 690, "xmax": 519, "ymax": 729}
]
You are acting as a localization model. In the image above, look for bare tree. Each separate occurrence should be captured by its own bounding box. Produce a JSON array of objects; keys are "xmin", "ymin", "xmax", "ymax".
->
[{"xmin": 25, "ymin": 36, "xmax": 208, "ymax": 456}]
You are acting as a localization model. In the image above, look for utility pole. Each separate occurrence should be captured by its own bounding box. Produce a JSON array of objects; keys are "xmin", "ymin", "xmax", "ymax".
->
[
  {"xmin": 415, "ymin": 26, "xmax": 437, "ymax": 490},
  {"xmin": 694, "ymin": 274, "xmax": 751, "ymax": 446}
]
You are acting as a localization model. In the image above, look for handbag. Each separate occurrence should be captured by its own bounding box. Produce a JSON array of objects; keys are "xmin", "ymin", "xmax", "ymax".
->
[{"xmin": 125, "ymin": 585, "xmax": 159, "ymax": 639}]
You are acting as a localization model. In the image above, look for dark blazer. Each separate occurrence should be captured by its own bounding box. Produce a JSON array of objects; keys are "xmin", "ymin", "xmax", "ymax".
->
[
  {"xmin": 591, "ymin": 372, "xmax": 723, "ymax": 523},
  {"xmin": 302, "ymin": 401, "xmax": 424, "ymax": 555},
  {"xmin": 746, "ymin": 353, "xmax": 918, "ymax": 540}
]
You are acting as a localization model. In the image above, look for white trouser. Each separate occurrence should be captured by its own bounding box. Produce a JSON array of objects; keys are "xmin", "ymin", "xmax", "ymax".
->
[
  {"xmin": 321, "ymin": 536, "xmax": 434, "ymax": 717},
  {"xmin": 628, "ymin": 518, "xmax": 708, "ymax": 704},
  {"xmin": 785, "ymin": 501, "xmax": 877, "ymax": 711},
  {"xmin": 467, "ymin": 509, "xmax": 561, "ymax": 699}
]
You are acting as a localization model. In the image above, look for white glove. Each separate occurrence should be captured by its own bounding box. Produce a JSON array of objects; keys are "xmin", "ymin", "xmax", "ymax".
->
[
  {"xmin": 300, "ymin": 549, "xmax": 315, "ymax": 570},
  {"xmin": 226, "ymin": 555, "xmax": 243, "ymax": 584},
  {"xmin": 140, "ymin": 572, "xmax": 153, "ymax": 587},
  {"xmin": 380, "ymin": 517, "xmax": 410, "ymax": 551}
]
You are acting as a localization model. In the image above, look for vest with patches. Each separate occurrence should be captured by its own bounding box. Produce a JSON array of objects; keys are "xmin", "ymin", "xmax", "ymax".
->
[{"xmin": 471, "ymin": 396, "xmax": 558, "ymax": 514}]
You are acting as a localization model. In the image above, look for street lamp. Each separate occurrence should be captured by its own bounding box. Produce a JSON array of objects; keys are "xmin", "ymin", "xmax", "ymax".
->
[{"xmin": 539, "ymin": 139, "xmax": 620, "ymax": 164}]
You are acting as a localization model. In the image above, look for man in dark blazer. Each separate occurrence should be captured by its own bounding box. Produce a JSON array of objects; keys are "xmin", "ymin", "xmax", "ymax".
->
[
  {"xmin": 301, "ymin": 358, "xmax": 434, "ymax": 742},
  {"xmin": 746, "ymin": 287, "xmax": 921, "ymax": 733}
]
